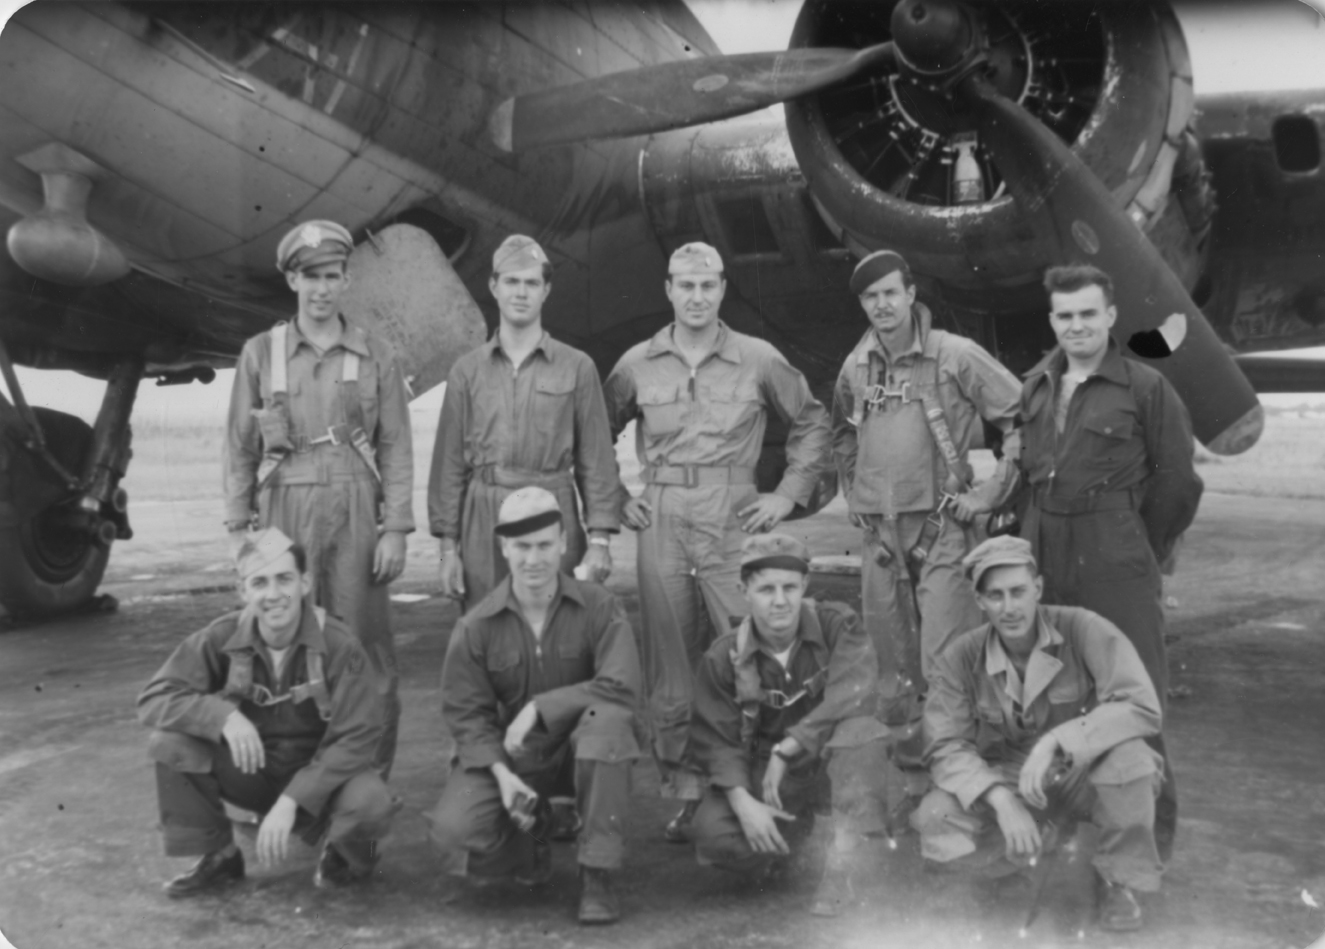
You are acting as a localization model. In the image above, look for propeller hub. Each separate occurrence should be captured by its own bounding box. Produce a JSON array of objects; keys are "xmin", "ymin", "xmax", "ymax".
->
[{"xmin": 890, "ymin": 0, "xmax": 976, "ymax": 78}]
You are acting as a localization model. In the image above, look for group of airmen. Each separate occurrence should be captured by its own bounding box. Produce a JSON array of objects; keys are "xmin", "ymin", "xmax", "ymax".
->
[{"xmin": 136, "ymin": 217, "xmax": 1202, "ymax": 932}]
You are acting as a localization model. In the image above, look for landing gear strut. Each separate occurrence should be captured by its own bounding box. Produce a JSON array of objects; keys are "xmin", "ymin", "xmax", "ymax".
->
[{"xmin": 0, "ymin": 341, "xmax": 142, "ymax": 619}]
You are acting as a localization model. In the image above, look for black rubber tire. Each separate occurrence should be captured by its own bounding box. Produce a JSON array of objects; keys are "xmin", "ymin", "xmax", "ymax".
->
[{"xmin": 0, "ymin": 408, "xmax": 110, "ymax": 618}]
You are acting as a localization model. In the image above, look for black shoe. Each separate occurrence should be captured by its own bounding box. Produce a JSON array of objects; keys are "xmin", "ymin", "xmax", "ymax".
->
[
  {"xmin": 664, "ymin": 800, "xmax": 699, "ymax": 844},
  {"xmin": 578, "ymin": 867, "xmax": 620, "ymax": 925},
  {"xmin": 314, "ymin": 843, "xmax": 367, "ymax": 890},
  {"xmin": 164, "ymin": 847, "xmax": 245, "ymax": 898},
  {"xmin": 1097, "ymin": 876, "xmax": 1144, "ymax": 932}
]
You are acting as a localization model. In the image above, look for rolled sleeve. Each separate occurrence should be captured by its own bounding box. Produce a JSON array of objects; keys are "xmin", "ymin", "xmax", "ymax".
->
[{"xmin": 375, "ymin": 354, "xmax": 415, "ymax": 534}]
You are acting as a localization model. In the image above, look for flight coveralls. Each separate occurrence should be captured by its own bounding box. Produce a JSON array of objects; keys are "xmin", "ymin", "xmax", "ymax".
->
[
  {"xmin": 603, "ymin": 322, "xmax": 832, "ymax": 796},
  {"xmin": 138, "ymin": 601, "xmax": 393, "ymax": 874},
  {"xmin": 428, "ymin": 333, "xmax": 621, "ymax": 609},
  {"xmin": 426, "ymin": 576, "xmax": 642, "ymax": 879},
  {"xmin": 688, "ymin": 599, "xmax": 889, "ymax": 871},
  {"xmin": 224, "ymin": 318, "xmax": 414, "ymax": 773},
  {"xmin": 831, "ymin": 303, "xmax": 1021, "ymax": 747},
  {"xmin": 915, "ymin": 605, "xmax": 1164, "ymax": 893},
  {"xmin": 1018, "ymin": 339, "xmax": 1202, "ymax": 859}
]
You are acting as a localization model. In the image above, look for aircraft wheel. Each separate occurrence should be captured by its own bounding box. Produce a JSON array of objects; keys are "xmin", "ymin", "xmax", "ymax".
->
[{"xmin": 0, "ymin": 408, "xmax": 110, "ymax": 618}]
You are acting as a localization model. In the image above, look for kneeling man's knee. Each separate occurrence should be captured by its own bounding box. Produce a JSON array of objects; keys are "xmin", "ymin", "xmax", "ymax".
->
[
  {"xmin": 1090, "ymin": 738, "xmax": 1163, "ymax": 788},
  {"xmin": 572, "ymin": 703, "xmax": 641, "ymax": 763},
  {"xmin": 147, "ymin": 730, "xmax": 215, "ymax": 773}
]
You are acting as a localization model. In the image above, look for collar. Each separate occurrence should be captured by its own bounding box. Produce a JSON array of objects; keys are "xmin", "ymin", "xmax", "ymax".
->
[
  {"xmin": 733, "ymin": 601, "xmax": 827, "ymax": 667},
  {"xmin": 858, "ymin": 301, "xmax": 934, "ymax": 362},
  {"xmin": 469, "ymin": 573, "xmax": 587, "ymax": 621},
  {"xmin": 1024, "ymin": 336, "xmax": 1129, "ymax": 388},
  {"xmin": 485, "ymin": 329, "xmax": 553, "ymax": 364},
  {"xmin": 223, "ymin": 595, "xmax": 327, "ymax": 657},
  {"xmin": 983, "ymin": 608, "xmax": 1064, "ymax": 709},
  {"xmin": 645, "ymin": 320, "xmax": 741, "ymax": 365},
  {"xmin": 288, "ymin": 316, "xmax": 372, "ymax": 358}
]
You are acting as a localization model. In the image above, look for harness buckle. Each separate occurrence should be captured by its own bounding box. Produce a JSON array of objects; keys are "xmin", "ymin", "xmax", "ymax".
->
[
  {"xmin": 763, "ymin": 687, "xmax": 807, "ymax": 711},
  {"xmin": 863, "ymin": 381, "xmax": 913, "ymax": 409},
  {"xmin": 309, "ymin": 425, "xmax": 343, "ymax": 447},
  {"xmin": 684, "ymin": 464, "xmax": 699, "ymax": 488}
]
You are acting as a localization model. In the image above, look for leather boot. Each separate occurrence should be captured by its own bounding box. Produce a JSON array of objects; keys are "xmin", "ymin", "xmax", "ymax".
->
[
  {"xmin": 163, "ymin": 847, "xmax": 245, "ymax": 898},
  {"xmin": 578, "ymin": 867, "xmax": 620, "ymax": 924}
]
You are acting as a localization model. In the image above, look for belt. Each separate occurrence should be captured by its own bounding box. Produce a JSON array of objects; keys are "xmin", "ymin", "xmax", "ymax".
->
[
  {"xmin": 475, "ymin": 465, "xmax": 574, "ymax": 489},
  {"xmin": 1034, "ymin": 487, "xmax": 1135, "ymax": 516},
  {"xmin": 291, "ymin": 424, "xmax": 352, "ymax": 452},
  {"xmin": 643, "ymin": 464, "xmax": 757, "ymax": 487}
]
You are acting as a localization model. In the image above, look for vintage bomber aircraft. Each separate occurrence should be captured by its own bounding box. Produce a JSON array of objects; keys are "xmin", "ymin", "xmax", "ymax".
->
[{"xmin": 0, "ymin": 0, "xmax": 1322, "ymax": 618}]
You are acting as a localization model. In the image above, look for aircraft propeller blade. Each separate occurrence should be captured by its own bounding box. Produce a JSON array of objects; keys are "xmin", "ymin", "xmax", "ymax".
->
[
  {"xmin": 490, "ymin": 44, "xmax": 895, "ymax": 152},
  {"xmin": 960, "ymin": 74, "xmax": 1264, "ymax": 455}
]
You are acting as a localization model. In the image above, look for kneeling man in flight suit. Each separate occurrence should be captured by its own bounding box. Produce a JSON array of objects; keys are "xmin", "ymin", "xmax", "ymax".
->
[
  {"xmin": 689, "ymin": 534, "xmax": 889, "ymax": 917},
  {"xmin": 426, "ymin": 487, "xmax": 642, "ymax": 925},
  {"xmin": 138, "ymin": 527, "xmax": 394, "ymax": 896},
  {"xmin": 914, "ymin": 536, "xmax": 1165, "ymax": 932}
]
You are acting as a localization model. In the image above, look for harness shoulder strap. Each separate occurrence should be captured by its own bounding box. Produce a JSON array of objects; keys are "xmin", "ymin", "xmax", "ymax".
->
[
  {"xmin": 288, "ymin": 608, "xmax": 334, "ymax": 721},
  {"xmin": 729, "ymin": 619, "xmax": 764, "ymax": 750},
  {"xmin": 338, "ymin": 347, "xmax": 382, "ymax": 484},
  {"xmin": 916, "ymin": 333, "xmax": 972, "ymax": 493},
  {"xmin": 221, "ymin": 650, "xmax": 255, "ymax": 703},
  {"xmin": 270, "ymin": 323, "xmax": 289, "ymax": 395}
]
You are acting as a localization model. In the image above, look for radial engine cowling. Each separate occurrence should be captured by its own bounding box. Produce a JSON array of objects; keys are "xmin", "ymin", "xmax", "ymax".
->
[{"xmin": 785, "ymin": 1, "xmax": 1199, "ymax": 310}]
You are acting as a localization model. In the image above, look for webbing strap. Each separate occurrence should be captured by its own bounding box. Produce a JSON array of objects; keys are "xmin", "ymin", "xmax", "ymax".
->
[{"xmin": 270, "ymin": 323, "xmax": 289, "ymax": 394}]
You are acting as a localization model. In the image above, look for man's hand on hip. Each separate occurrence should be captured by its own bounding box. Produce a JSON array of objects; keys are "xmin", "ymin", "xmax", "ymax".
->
[{"xmin": 738, "ymin": 494, "xmax": 796, "ymax": 533}]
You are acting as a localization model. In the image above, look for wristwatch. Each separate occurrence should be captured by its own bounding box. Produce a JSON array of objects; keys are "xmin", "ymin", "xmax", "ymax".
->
[{"xmin": 588, "ymin": 536, "xmax": 610, "ymax": 548}]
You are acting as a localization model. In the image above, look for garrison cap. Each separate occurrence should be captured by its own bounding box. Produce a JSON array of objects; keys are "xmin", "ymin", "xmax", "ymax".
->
[
  {"xmin": 235, "ymin": 527, "xmax": 297, "ymax": 579},
  {"xmin": 740, "ymin": 533, "xmax": 810, "ymax": 575},
  {"xmin": 963, "ymin": 535, "xmax": 1037, "ymax": 592},
  {"xmin": 492, "ymin": 234, "xmax": 550, "ymax": 275},
  {"xmin": 668, "ymin": 241, "xmax": 723, "ymax": 275},
  {"xmin": 276, "ymin": 220, "xmax": 353, "ymax": 273},
  {"xmin": 849, "ymin": 249, "xmax": 911, "ymax": 295},
  {"xmin": 495, "ymin": 486, "xmax": 563, "ymax": 538}
]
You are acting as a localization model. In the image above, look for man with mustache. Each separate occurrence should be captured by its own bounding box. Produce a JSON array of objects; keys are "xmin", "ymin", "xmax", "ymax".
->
[
  {"xmin": 1017, "ymin": 263, "xmax": 1203, "ymax": 859},
  {"xmin": 139, "ymin": 528, "xmax": 394, "ymax": 896},
  {"xmin": 831, "ymin": 249, "xmax": 1022, "ymax": 781},
  {"xmin": 604, "ymin": 243, "xmax": 832, "ymax": 841},
  {"xmin": 687, "ymin": 533, "xmax": 888, "ymax": 917},
  {"xmin": 426, "ymin": 487, "xmax": 641, "ymax": 924},
  {"xmin": 914, "ymin": 535, "xmax": 1164, "ymax": 932}
]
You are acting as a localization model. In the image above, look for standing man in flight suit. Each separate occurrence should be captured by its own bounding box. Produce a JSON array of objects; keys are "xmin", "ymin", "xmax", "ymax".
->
[
  {"xmin": 224, "ymin": 220, "xmax": 414, "ymax": 775},
  {"xmin": 429, "ymin": 235, "xmax": 621, "ymax": 610},
  {"xmin": 1018, "ymin": 263, "xmax": 1202, "ymax": 859},
  {"xmin": 604, "ymin": 242, "xmax": 832, "ymax": 838},
  {"xmin": 831, "ymin": 250, "xmax": 1021, "ymax": 772}
]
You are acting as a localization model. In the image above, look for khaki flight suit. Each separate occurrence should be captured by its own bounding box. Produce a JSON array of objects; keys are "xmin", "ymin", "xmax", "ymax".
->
[
  {"xmin": 223, "ymin": 318, "xmax": 414, "ymax": 773},
  {"xmin": 604, "ymin": 321, "xmax": 831, "ymax": 798},
  {"xmin": 831, "ymin": 304, "xmax": 1020, "ymax": 749},
  {"xmin": 916, "ymin": 605, "xmax": 1164, "ymax": 892},
  {"xmin": 427, "ymin": 333, "xmax": 621, "ymax": 609}
]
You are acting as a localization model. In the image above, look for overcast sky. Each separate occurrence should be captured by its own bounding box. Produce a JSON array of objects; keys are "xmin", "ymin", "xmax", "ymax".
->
[{"xmin": 4, "ymin": 0, "xmax": 1325, "ymax": 421}]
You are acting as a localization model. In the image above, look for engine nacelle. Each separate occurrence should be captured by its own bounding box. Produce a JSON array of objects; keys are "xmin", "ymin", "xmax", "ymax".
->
[{"xmin": 785, "ymin": 1, "xmax": 1201, "ymax": 309}]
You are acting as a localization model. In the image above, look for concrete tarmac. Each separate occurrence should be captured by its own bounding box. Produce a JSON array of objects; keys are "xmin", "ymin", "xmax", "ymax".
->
[{"xmin": 1, "ymin": 491, "xmax": 1323, "ymax": 949}]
